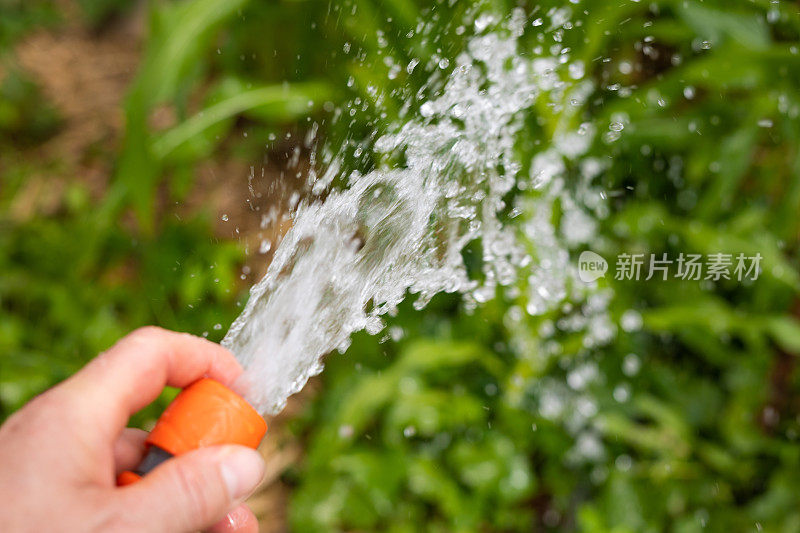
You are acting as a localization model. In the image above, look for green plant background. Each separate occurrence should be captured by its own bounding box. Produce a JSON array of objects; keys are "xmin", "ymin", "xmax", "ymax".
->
[{"xmin": 2, "ymin": 0, "xmax": 800, "ymax": 531}]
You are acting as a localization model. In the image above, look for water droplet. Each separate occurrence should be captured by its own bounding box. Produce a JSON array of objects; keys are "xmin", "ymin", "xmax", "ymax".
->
[
  {"xmin": 419, "ymin": 102, "xmax": 434, "ymax": 117},
  {"xmin": 622, "ymin": 353, "xmax": 640, "ymax": 376},
  {"xmin": 767, "ymin": 9, "xmax": 779, "ymax": 24},
  {"xmin": 615, "ymin": 454, "xmax": 633, "ymax": 471},
  {"xmin": 568, "ymin": 61, "xmax": 585, "ymax": 80},
  {"xmin": 474, "ymin": 13, "xmax": 496, "ymax": 32},
  {"xmin": 613, "ymin": 384, "xmax": 630, "ymax": 403},
  {"xmin": 620, "ymin": 309, "xmax": 642, "ymax": 331}
]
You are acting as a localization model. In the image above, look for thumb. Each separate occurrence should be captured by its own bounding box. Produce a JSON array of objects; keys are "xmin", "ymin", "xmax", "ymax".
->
[{"xmin": 119, "ymin": 445, "xmax": 265, "ymax": 533}]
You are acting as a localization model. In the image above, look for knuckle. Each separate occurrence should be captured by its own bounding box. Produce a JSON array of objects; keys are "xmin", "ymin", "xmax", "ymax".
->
[
  {"xmin": 93, "ymin": 502, "xmax": 143, "ymax": 533},
  {"xmin": 170, "ymin": 461, "xmax": 216, "ymax": 521},
  {"xmin": 117, "ymin": 326, "xmax": 170, "ymax": 359},
  {"xmin": 128, "ymin": 325, "xmax": 165, "ymax": 343}
]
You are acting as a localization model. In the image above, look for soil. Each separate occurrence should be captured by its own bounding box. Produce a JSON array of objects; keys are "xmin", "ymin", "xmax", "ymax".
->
[{"xmin": 8, "ymin": 1, "xmax": 140, "ymax": 216}]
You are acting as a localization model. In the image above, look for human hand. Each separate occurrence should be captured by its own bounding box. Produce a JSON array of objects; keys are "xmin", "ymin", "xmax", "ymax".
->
[{"xmin": 0, "ymin": 327, "xmax": 265, "ymax": 533}]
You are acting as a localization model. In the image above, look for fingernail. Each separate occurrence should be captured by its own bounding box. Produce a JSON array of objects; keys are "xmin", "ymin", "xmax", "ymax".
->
[{"xmin": 218, "ymin": 447, "xmax": 265, "ymax": 500}]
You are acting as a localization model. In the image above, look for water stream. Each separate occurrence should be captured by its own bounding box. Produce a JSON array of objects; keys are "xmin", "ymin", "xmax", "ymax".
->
[{"xmin": 222, "ymin": 8, "xmax": 604, "ymax": 415}]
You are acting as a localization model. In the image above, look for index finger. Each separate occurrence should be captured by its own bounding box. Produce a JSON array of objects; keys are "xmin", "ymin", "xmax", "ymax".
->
[{"xmin": 59, "ymin": 326, "xmax": 243, "ymax": 435}]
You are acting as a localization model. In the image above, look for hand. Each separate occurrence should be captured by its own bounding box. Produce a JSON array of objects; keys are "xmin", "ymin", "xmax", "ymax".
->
[{"xmin": 0, "ymin": 327, "xmax": 265, "ymax": 533}]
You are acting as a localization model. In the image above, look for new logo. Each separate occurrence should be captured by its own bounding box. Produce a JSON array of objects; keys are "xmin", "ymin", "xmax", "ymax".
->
[{"xmin": 578, "ymin": 251, "xmax": 608, "ymax": 283}]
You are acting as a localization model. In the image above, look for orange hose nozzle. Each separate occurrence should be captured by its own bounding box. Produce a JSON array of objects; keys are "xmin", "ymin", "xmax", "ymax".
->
[{"xmin": 117, "ymin": 378, "xmax": 266, "ymax": 486}]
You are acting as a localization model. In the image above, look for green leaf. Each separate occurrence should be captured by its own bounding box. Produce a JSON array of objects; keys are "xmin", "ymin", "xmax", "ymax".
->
[
  {"xmin": 678, "ymin": 3, "xmax": 770, "ymax": 50},
  {"xmin": 766, "ymin": 316, "xmax": 800, "ymax": 355},
  {"xmin": 151, "ymin": 81, "xmax": 334, "ymax": 160}
]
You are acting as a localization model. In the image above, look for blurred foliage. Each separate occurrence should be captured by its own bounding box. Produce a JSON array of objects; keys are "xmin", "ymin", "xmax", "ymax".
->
[
  {"xmin": 76, "ymin": 0, "xmax": 138, "ymax": 28},
  {"xmin": 0, "ymin": 67, "xmax": 61, "ymax": 144},
  {"xmin": 286, "ymin": 1, "xmax": 800, "ymax": 532},
  {"xmin": 0, "ymin": 0, "xmax": 60, "ymax": 48},
  {"xmin": 1, "ymin": 0, "xmax": 800, "ymax": 531}
]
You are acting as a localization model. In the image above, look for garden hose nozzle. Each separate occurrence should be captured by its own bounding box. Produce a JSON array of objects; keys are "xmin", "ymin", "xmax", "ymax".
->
[{"xmin": 117, "ymin": 378, "xmax": 267, "ymax": 486}]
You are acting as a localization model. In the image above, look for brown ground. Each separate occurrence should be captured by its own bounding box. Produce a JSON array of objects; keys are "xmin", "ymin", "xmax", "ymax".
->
[
  {"xmin": 5, "ymin": 0, "xmax": 140, "ymax": 218},
  {"xmin": 4, "ymin": 2, "xmax": 303, "ymax": 530}
]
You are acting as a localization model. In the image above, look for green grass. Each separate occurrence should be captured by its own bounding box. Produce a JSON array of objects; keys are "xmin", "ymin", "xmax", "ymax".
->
[{"xmin": 1, "ymin": 0, "xmax": 800, "ymax": 531}]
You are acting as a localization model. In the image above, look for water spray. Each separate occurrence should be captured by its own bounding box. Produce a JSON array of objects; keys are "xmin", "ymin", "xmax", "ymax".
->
[{"xmin": 119, "ymin": 7, "xmax": 593, "ymax": 486}]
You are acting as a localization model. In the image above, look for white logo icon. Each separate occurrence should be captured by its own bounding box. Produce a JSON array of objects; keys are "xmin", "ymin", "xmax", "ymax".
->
[{"xmin": 578, "ymin": 251, "xmax": 608, "ymax": 283}]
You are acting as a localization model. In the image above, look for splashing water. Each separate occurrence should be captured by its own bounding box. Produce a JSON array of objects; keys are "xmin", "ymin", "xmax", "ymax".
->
[{"xmin": 223, "ymin": 9, "xmax": 602, "ymax": 414}]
